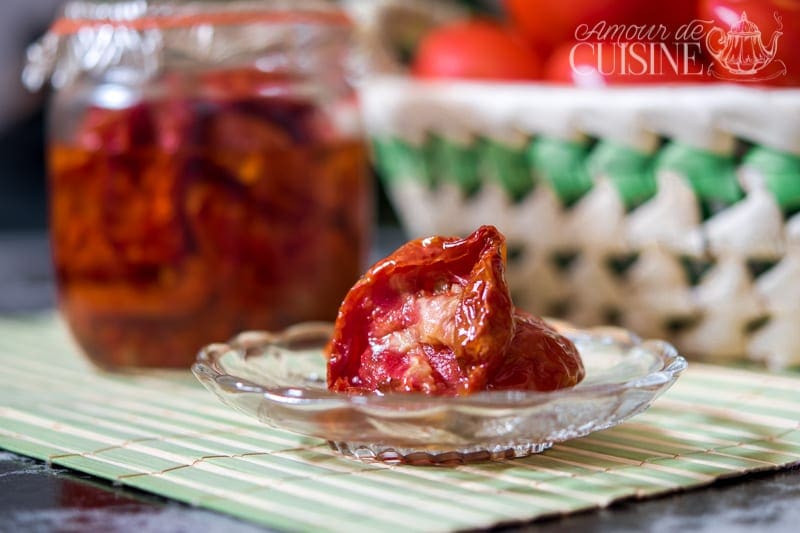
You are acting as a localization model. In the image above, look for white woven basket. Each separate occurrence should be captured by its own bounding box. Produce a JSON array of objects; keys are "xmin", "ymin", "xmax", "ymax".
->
[{"xmin": 363, "ymin": 78, "xmax": 800, "ymax": 369}]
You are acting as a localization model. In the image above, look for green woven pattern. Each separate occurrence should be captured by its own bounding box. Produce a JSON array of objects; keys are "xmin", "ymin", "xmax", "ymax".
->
[
  {"xmin": 1, "ymin": 315, "xmax": 800, "ymax": 532},
  {"xmin": 374, "ymin": 136, "xmax": 789, "ymax": 213}
]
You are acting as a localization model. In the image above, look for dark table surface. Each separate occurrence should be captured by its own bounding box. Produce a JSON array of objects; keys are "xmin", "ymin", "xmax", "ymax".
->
[{"xmin": 1, "ymin": 232, "xmax": 799, "ymax": 532}]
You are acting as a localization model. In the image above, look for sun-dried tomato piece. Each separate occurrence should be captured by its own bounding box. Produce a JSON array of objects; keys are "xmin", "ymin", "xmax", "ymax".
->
[
  {"xmin": 327, "ymin": 225, "xmax": 585, "ymax": 396},
  {"xmin": 77, "ymin": 104, "xmax": 154, "ymax": 152},
  {"xmin": 488, "ymin": 311, "xmax": 585, "ymax": 392},
  {"xmin": 327, "ymin": 225, "xmax": 514, "ymax": 395}
]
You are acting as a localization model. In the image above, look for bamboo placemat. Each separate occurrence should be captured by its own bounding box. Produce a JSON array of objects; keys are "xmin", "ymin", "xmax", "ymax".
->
[{"xmin": 1, "ymin": 315, "xmax": 799, "ymax": 532}]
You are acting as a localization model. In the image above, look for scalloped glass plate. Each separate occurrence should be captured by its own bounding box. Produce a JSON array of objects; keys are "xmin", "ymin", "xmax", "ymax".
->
[{"xmin": 192, "ymin": 320, "xmax": 687, "ymax": 465}]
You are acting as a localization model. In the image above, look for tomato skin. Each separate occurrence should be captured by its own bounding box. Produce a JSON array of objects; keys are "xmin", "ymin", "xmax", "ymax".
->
[
  {"xmin": 412, "ymin": 20, "xmax": 541, "ymax": 81},
  {"xmin": 326, "ymin": 225, "xmax": 585, "ymax": 396},
  {"xmin": 545, "ymin": 40, "xmax": 709, "ymax": 86},
  {"xmin": 700, "ymin": 0, "xmax": 800, "ymax": 86},
  {"xmin": 489, "ymin": 312, "xmax": 584, "ymax": 392}
]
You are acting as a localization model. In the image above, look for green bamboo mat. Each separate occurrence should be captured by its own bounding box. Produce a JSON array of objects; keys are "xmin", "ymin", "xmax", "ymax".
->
[{"xmin": 1, "ymin": 315, "xmax": 800, "ymax": 533}]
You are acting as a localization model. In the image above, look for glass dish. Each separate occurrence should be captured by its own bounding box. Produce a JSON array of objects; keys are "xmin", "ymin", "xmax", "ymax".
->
[{"xmin": 192, "ymin": 320, "xmax": 687, "ymax": 465}]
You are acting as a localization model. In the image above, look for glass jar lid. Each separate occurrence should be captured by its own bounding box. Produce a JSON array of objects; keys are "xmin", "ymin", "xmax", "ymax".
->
[{"xmin": 24, "ymin": 0, "xmax": 352, "ymax": 91}]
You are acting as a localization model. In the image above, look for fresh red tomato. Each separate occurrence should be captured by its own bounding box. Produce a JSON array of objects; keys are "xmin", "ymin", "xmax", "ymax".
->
[
  {"xmin": 412, "ymin": 20, "xmax": 541, "ymax": 81},
  {"xmin": 545, "ymin": 40, "xmax": 709, "ymax": 86},
  {"xmin": 504, "ymin": 0, "xmax": 641, "ymax": 55},
  {"xmin": 700, "ymin": 0, "xmax": 800, "ymax": 86},
  {"xmin": 630, "ymin": 1, "xmax": 699, "ymax": 38},
  {"xmin": 506, "ymin": 0, "xmax": 702, "ymax": 59}
]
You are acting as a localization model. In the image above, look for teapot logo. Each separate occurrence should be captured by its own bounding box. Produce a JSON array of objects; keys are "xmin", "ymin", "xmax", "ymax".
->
[{"xmin": 706, "ymin": 11, "xmax": 787, "ymax": 81}]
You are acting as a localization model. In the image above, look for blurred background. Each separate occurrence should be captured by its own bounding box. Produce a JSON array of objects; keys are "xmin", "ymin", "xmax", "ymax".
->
[
  {"xmin": 0, "ymin": 0, "xmax": 62, "ymax": 231},
  {"xmin": 3, "ymin": 0, "xmax": 800, "ymax": 367},
  {"xmin": 0, "ymin": 0, "xmax": 62, "ymax": 313},
  {"xmin": 4, "ymin": 0, "xmax": 795, "ymax": 232}
]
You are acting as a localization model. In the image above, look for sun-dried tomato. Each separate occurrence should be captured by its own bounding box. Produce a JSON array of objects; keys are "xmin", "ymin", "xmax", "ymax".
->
[
  {"xmin": 489, "ymin": 311, "xmax": 585, "ymax": 392},
  {"xmin": 327, "ymin": 225, "xmax": 585, "ymax": 395}
]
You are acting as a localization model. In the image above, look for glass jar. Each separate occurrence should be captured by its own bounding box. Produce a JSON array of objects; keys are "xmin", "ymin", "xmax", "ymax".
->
[{"xmin": 25, "ymin": 1, "xmax": 372, "ymax": 369}]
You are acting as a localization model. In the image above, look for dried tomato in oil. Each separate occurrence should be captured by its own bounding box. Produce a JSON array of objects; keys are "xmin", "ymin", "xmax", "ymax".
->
[
  {"xmin": 326, "ymin": 226, "xmax": 585, "ymax": 396},
  {"xmin": 50, "ymin": 70, "xmax": 370, "ymax": 369}
]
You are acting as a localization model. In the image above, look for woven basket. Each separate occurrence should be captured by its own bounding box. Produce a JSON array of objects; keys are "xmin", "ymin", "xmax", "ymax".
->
[{"xmin": 362, "ymin": 78, "xmax": 800, "ymax": 369}]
